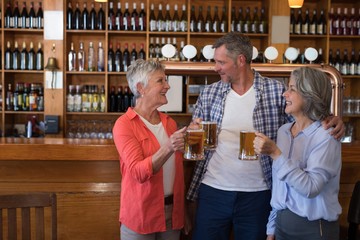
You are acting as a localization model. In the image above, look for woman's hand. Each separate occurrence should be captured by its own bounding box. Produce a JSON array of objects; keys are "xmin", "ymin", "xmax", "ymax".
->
[
  {"xmin": 254, "ymin": 132, "xmax": 281, "ymax": 160},
  {"xmin": 167, "ymin": 127, "xmax": 187, "ymax": 152}
]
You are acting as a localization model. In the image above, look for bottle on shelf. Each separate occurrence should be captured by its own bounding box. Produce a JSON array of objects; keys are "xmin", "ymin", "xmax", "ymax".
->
[
  {"xmin": 139, "ymin": 3, "xmax": 146, "ymax": 31},
  {"xmin": 13, "ymin": 1, "xmax": 20, "ymax": 29},
  {"xmin": 197, "ymin": 6, "xmax": 205, "ymax": 32},
  {"xmin": 328, "ymin": 49, "xmax": 334, "ymax": 66},
  {"xmin": 302, "ymin": 9, "xmax": 310, "ymax": 35},
  {"xmin": 115, "ymin": 2, "xmax": 123, "ymax": 30},
  {"xmin": 123, "ymin": 86, "xmax": 131, "ymax": 111},
  {"xmin": 179, "ymin": 41, "xmax": 185, "ymax": 61},
  {"xmin": 108, "ymin": 1, "xmax": 115, "ymax": 30},
  {"xmin": 295, "ymin": 9, "xmax": 302, "ymax": 34},
  {"xmin": 5, "ymin": 1, "xmax": 13, "ymax": 28},
  {"xmin": 190, "ymin": 5, "xmax": 197, "ymax": 32},
  {"xmin": 36, "ymin": 2, "xmax": 43, "ymax": 29},
  {"xmin": 98, "ymin": 3, "xmax": 105, "ymax": 30},
  {"xmin": 157, "ymin": 4, "xmax": 165, "ymax": 31},
  {"xmin": 123, "ymin": 43, "xmax": 130, "ymax": 72},
  {"xmin": 100, "ymin": 85, "xmax": 106, "ymax": 112},
  {"xmin": 219, "ymin": 6, "xmax": 227, "ymax": 33},
  {"xmin": 97, "ymin": 42, "xmax": 105, "ymax": 71},
  {"xmin": 164, "ymin": 3, "xmax": 172, "ymax": 32},
  {"xmin": 244, "ymin": 7, "xmax": 251, "ymax": 33},
  {"xmin": 115, "ymin": 86, "xmax": 122, "ymax": 112},
  {"xmin": 149, "ymin": 38, "xmax": 155, "ymax": 59},
  {"xmin": 36, "ymin": 42, "xmax": 44, "ymax": 70},
  {"xmin": 317, "ymin": 9, "xmax": 326, "ymax": 35},
  {"xmin": 123, "ymin": 2, "xmax": 131, "ymax": 30},
  {"xmin": 20, "ymin": 41, "xmax": 28, "ymax": 70},
  {"xmin": 205, "ymin": 6, "xmax": 213, "ymax": 33},
  {"xmin": 290, "ymin": 9, "xmax": 295, "ymax": 34},
  {"xmin": 259, "ymin": 7, "xmax": 267, "ymax": 33},
  {"xmin": 334, "ymin": 8, "xmax": 341, "ymax": 35},
  {"xmin": 334, "ymin": 49, "xmax": 341, "ymax": 72},
  {"xmin": 29, "ymin": 2, "xmax": 36, "ymax": 29},
  {"xmin": 213, "ymin": 6, "xmax": 221, "ymax": 33},
  {"xmin": 237, "ymin": 7, "xmax": 244, "ymax": 33},
  {"xmin": 13, "ymin": 83, "xmax": 23, "ymax": 111},
  {"xmin": 92, "ymin": 85, "xmax": 100, "ymax": 112},
  {"xmin": 22, "ymin": 83, "xmax": 30, "ymax": 111},
  {"xmin": 67, "ymin": 2, "xmax": 73, "ymax": 29},
  {"xmin": 172, "ymin": 4, "xmax": 180, "ymax": 32},
  {"xmin": 109, "ymin": 86, "xmax": 117, "ymax": 112},
  {"xmin": 131, "ymin": 2, "xmax": 139, "ymax": 31},
  {"xmin": 12, "ymin": 41, "xmax": 21, "ymax": 70},
  {"xmin": 349, "ymin": 8, "xmax": 356, "ymax": 36},
  {"xmin": 88, "ymin": 42, "xmax": 96, "ymax": 71},
  {"xmin": 357, "ymin": 50, "xmax": 360, "ymax": 75},
  {"xmin": 6, "ymin": 84, "xmax": 14, "ymax": 111},
  {"xmin": 329, "ymin": 7, "xmax": 334, "ymax": 35},
  {"xmin": 81, "ymin": 85, "xmax": 90, "ymax": 112},
  {"xmin": 115, "ymin": 42, "xmax": 123, "ymax": 72},
  {"xmin": 37, "ymin": 85, "xmax": 44, "ymax": 111},
  {"xmin": 67, "ymin": 85, "xmax": 75, "ymax": 112},
  {"xmin": 78, "ymin": 42, "xmax": 85, "ymax": 71},
  {"xmin": 130, "ymin": 43, "xmax": 137, "ymax": 65},
  {"xmin": 309, "ymin": 9, "xmax": 317, "ymax": 35},
  {"xmin": 73, "ymin": 2, "xmax": 81, "ymax": 30},
  {"xmin": 154, "ymin": 37, "xmax": 161, "ymax": 59},
  {"xmin": 349, "ymin": 48, "xmax": 356, "ymax": 75},
  {"xmin": 20, "ymin": 1, "xmax": 28, "ymax": 28},
  {"xmin": 315, "ymin": 48, "xmax": 324, "ymax": 64},
  {"xmin": 149, "ymin": 3, "xmax": 156, "ymax": 31},
  {"xmin": 74, "ymin": 85, "xmax": 82, "ymax": 112},
  {"xmin": 139, "ymin": 43, "xmax": 146, "ymax": 60},
  {"xmin": 89, "ymin": 2, "xmax": 97, "ymax": 30},
  {"xmin": 341, "ymin": 49, "xmax": 349, "ymax": 75},
  {"xmin": 68, "ymin": 42, "xmax": 76, "ymax": 71},
  {"xmin": 231, "ymin": 7, "xmax": 237, "ymax": 32},
  {"xmin": 251, "ymin": 7, "xmax": 259, "ymax": 33},
  {"xmin": 29, "ymin": 83, "xmax": 38, "ymax": 111},
  {"xmin": 5, "ymin": 41, "xmax": 12, "ymax": 70},
  {"xmin": 108, "ymin": 42, "xmax": 115, "ymax": 72},
  {"xmin": 81, "ymin": 2, "xmax": 89, "ymax": 30}
]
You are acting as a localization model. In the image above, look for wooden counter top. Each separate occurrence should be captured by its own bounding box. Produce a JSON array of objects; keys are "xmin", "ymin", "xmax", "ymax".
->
[{"xmin": 0, "ymin": 138, "xmax": 119, "ymax": 161}]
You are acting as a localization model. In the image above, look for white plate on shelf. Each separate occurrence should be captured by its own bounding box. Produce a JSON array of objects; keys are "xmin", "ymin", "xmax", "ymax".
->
[
  {"xmin": 252, "ymin": 46, "xmax": 259, "ymax": 60},
  {"xmin": 161, "ymin": 44, "xmax": 176, "ymax": 59},
  {"xmin": 304, "ymin": 47, "xmax": 318, "ymax": 62},
  {"xmin": 284, "ymin": 47, "xmax": 299, "ymax": 62},
  {"xmin": 182, "ymin": 45, "xmax": 197, "ymax": 60},
  {"xmin": 202, "ymin": 45, "xmax": 215, "ymax": 60},
  {"xmin": 264, "ymin": 46, "xmax": 278, "ymax": 62}
]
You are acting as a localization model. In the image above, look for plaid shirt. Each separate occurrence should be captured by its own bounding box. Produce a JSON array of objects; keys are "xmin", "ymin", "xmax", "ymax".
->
[{"xmin": 186, "ymin": 71, "xmax": 293, "ymax": 201}]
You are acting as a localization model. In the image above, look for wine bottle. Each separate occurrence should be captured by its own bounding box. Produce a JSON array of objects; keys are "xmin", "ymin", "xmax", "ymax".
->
[
  {"xmin": 92, "ymin": 85, "xmax": 100, "ymax": 112},
  {"xmin": 5, "ymin": 41, "xmax": 12, "ymax": 70},
  {"xmin": 13, "ymin": 1, "xmax": 20, "ymax": 29},
  {"xmin": 154, "ymin": 37, "xmax": 161, "ymax": 59},
  {"xmin": 123, "ymin": 43, "xmax": 130, "ymax": 72},
  {"xmin": 81, "ymin": 2, "xmax": 89, "ymax": 30},
  {"xmin": 131, "ymin": 2, "xmax": 139, "ymax": 31},
  {"xmin": 139, "ymin": 3, "xmax": 146, "ymax": 31},
  {"xmin": 115, "ymin": 42, "xmax": 123, "ymax": 72},
  {"xmin": 97, "ymin": 3, "xmax": 105, "ymax": 30},
  {"xmin": 68, "ymin": 42, "xmax": 76, "ymax": 71},
  {"xmin": 349, "ymin": 8, "xmax": 356, "ymax": 36},
  {"xmin": 29, "ymin": 83, "xmax": 38, "ymax": 111},
  {"xmin": 231, "ymin": 7, "xmax": 237, "ymax": 32},
  {"xmin": 74, "ymin": 85, "xmax": 82, "ymax": 112},
  {"xmin": 123, "ymin": 2, "xmax": 130, "ymax": 30},
  {"xmin": 349, "ymin": 48, "xmax": 356, "ymax": 75},
  {"xmin": 97, "ymin": 42, "xmax": 105, "ymax": 71},
  {"xmin": 13, "ymin": 83, "xmax": 22, "ymax": 111},
  {"xmin": 122, "ymin": 86, "xmax": 131, "ymax": 112},
  {"xmin": 99, "ymin": 85, "xmax": 106, "ymax": 112},
  {"xmin": 237, "ymin": 7, "xmax": 244, "ymax": 32},
  {"xmin": 22, "ymin": 83, "xmax": 30, "ymax": 111},
  {"xmin": 115, "ymin": 2, "xmax": 123, "ymax": 30},
  {"xmin": 164, "ymin": 4, "xmax": 172, "ymax": 32},
  {"xmin": 302, "ymin": 9, "xmax": 310, "ymax": 34},
  {"xmin": 328, "ymin": 49, "xmax": 334, "ymax": 66},
  {"xmin": 197, "ymin": 6, "xmax": 205, "ymax": 32},
  {"xmin": 108, "ymin": 1, "xmax": 115, "ymax": 30},
  {"xmin": 179, "ymin": 41, "xmax": 185, "ymax": 61},
  {"xmin": 205, "ymin": 6, "xmax": 212, "ymax": 33},
  {"xmin": 329, "ymin": 7, "xmax": 334, "ymax": 35},
  {"xmin": 149, "ymin": 3, "xmax": 156, "ymax": 31},
  {"xmin": 157, "ymin": 4, "xmax": 165, "ymax": 31},
  {"xmin": 20, "ymin": 41, "xmax": 28, "ymax": 70},
  {"xmin": 309, "ymin": 9, "xmax": 317, "ymax": 35},
  {"xmin": 29, "ymin": 2, "xmax": 36, "ymax": 29},
  {"xmin": 149, "ymin": 38, "xmax": 155, "ymax": 59},
  {"xmin": 315, "ymin": 48, "xmax": 324, "ymax": 64},
  {"xmin": 334, "ymin": 8, "xmax": 342, "ymax": 35},
  {"xmin": 116, "ymin": 86, "xmax": 123, "ymax": 112},
  {"xmin": 259, "ymin": 7, "xmax": 267, "ymax": 33},
  {"xmin": 36, "ymin": 42, "xmax": 44, "ymax": 70},
  {"xmin": 20, "ymin": 2, "xmax": 29, "ymax": 28},
  {"xmin": 356, "ymin": 50, "xmax": 360, "ymax": 75},
  {"xmin": 67, "ymin": 2, "xmax": 73, "ymax": 29},
  {"xmin": 89, "ymin": 2, "xmax": 97, "ymax": 30},
  {"xmin": 214, "ymin": 6, "xmax": 222, "ymax": 33},
  {"xmin": 108, "ymin": 42, "xmax": 115, "ymax": 72},
  {"xmin": 172, "ymin": 38, "xmax": 179, "ymax": 61},
  {"xmin": 81, "ymin": 85, "xmax": 89, "ymax": 112},
  {"xmin": 36, "ymin": 2, "xmax": 43, "ymax": 29},
  {"xmin": 290, "ymin": 9, "xmax": 295, "ymax": 34},
  {"xmin": 109, "ymin": 86, "xmax": 117, "ymax": 112},
  {"xmin": 317, "ymin": 9, "xmax": 326, "ymax": 35},
  {"xmin": 13, "ymin": 41, "xmax": 21, "ymax": 70},
  {"xmin": 4, "ymin": 1, "xmax": 12, "ymax": 28},
  {"xmin": 341, "ymin": 49, "xmax": 349, "ymax": 75},
  {"xmin": 172, "ymin": 4, "xmax": 180, "ymax": 32},
  {"xmin": 342, "ymin": 8, "xmax": 349, "ymax": 35},
  {"xmin": 190, "ymin": 5, "xmax": 197, "ymax": 32},
  {"xmin": 88, "ymin": 42, "xmax": 96, "ymax": 71},
  {"xmin": 220, "ymin": 6, "xmax": 227, "ymax": 33},
  {"xmin": 6, "ymin": 84, "xmax": 14, "ymax": 111},
  {"xmin": 139, "ymin": 43, "xmax": 146, "ymax": 60},
  {"xmin": 78, "ymin": 42, "xmax": 85, "ymax": 71},
  {"xmin": 67, "ymin": 85, "xmax": 75, "ymax": 112},
  {"xmin": 295, "ymin": 9, "xmax": 302, "ymax": 34},
  {"xmin": 130, "ymin": 43, "xmax": 137, "ymax": 65},
  {"xmin": 74, "ymin": 2, "xmax": 81, "ymax": 30},
  {"xmin": 252, "ymin": 7, "xmax": 260, "ymax": 33},
  {"xmin": 334, "ymin": 49, "xmax": 341, "ymax": 72},
  {"xmin": 37, "ymin": 85, "xmax": 44, "ymax": 111},
  {"xmin": 244, "ymin": 7, "xmax": 251, "ymax": 33}
]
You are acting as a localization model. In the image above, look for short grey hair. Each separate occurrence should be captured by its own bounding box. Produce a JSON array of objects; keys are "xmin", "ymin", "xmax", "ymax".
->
[
  {"xmin": 212, "ymin": 32, "xmax": 253, "ymax": 64},
  {"xmin": 126, "ymin": 59, "xmax": 165, "ymax": 98},
  {"xmin": 291, "ymin": 67, "xmax": 332, "ymax": 121}
]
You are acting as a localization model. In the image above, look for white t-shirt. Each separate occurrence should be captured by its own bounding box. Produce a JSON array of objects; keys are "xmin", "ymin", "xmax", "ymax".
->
[{"xmin": 202, "ymin": 87, "xmax": 268, "ymax": 191}]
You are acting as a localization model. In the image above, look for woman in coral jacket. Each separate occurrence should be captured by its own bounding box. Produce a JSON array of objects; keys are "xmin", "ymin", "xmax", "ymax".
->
[{"xmin": 113, "ymin": 59, "xmax": 187, "ymax": 240}]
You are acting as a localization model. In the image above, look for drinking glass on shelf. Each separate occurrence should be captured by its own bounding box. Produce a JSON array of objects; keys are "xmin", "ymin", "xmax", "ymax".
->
[
  {"xmin": 75, "ymin": 121, "xmax": 84, "ymax": 139},
  {"xmin": 105, "ymin": 120, "xmax": 113, "ymax": 139},
  {"xmin": 90, "ymin": 120, "xmax": 98, "ymax": 139},
  {"xmin": 67, "ymin": 120, "xmax": 76, "ymax": 138},
  {"xmin": 82, "ymin": 120, "xmax": 91, "ymax": 139}
]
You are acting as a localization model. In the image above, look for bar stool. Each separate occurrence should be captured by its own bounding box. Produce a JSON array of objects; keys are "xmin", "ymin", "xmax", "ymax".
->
[{"xmin": 348, "ymin": 181, "xmax": 360, "ymax": 240}]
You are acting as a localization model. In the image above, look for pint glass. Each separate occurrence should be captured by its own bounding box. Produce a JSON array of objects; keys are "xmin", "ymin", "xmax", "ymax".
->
[
  {"xmin": 184, "ymin": 129, "xmax": 205, "ymax": 160},
  {"xmin": 238, "ymin": 131, "xmax": 258, "ymax": 160},
  {"xmin": 201, "ymin": 121, "xmax": 217, "ymax": 150}
]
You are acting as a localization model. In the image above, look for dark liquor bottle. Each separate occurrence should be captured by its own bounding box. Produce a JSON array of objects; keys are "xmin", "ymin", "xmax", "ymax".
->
[
  {"xmin": 115, "ymin": 42, "xmax": 123, "ymax": 72},
  {"xmin": 302, "ymin": 9, "xmax": 310, "ymax": 34},
  {"xmin": 115, "ymin": 2, "xmax": 123, "ymax": 30},
  {"xmin": 12, "ymin": 41, "xmax": 21, "ymax": 70},
  {"xmin": 349, "ymin": 8, "xmax": 356, "ymax": 36},
  {"xmin": 154, "ymin": 37, "xmax": 161, "ymax": 59},
  {"xmin": 164, "ymin": 4, "xmax": 172, "ymax": 32},
  {"xmin": 20, "ymin": 41, "xmax": 28, "ymax": 70},
  {"xmin": 244, "ymin": 7, "xmax": 251, "ymax": 33},
  {"xmin": 309, "ymin": 9, "xmax": 317, "ymax": 35},
  {"xmin": 317, "ymin": 9, "xmax": 326, "ymax": 35},
  {"xmin": 259, "ymin": 7, "xmax": 267, "ymax": 33},
  {"xmin": 334, "ymin": 48, "xmax": 341, "ymax": 72},
  {"xmin": 116, "ymin": 86, "xmax": 123, "ymax": 112},
  {"xmin": 215, "ymin": 6, "xmax": 223, "ymax": 33},
  {"xmin": 109, "ymin": 86, "xmax": 117, "ymax": 112},
  {"xmin": 122, "ymin": 43, "xmax": 130, "ymax": 72},
  {"xmin": 356, "ymin": 50, "xmax": 360, "ymax": 75},
  {"xmin": 130, "ymin": 43, "xmax": 137, "ymax": 65},
  {"xmin": 149, "ymin": 3, "xmax": 156, "ymax": 31},
  {"xmin": 290, "ymin": 9, "xmax": 295, "ymax": 34},
  {"xmin": 315, "ymin": 48, "xmax": 324, "ymax": 64},
  {"xmin": 190, "ymin": 5, "xmax": 197, "ymax": 32},
  {"xmin": 349, "ymin": 48, "xmax": 356, "ymax": 75},
  {"xmin": 139, "ymin": 3, "xmax": 146, "ymax": 31},
  {"xmin": 231, "ymin": 7, "xmax": 237, "ymax": 32},
  {"xmin": 73, "ymin": 2, "xmax": 81, "ymax": 30},
  {"xmin": 36, "ymin": 2, "xmax": 43, "ymax": 29},
  {"xmin": 20, "ymin": 1, "xmax": 29, "ymax": 28},
  {"xmin": 205, "ymin": 6, "xmax": 212, "ymax": 33},
  {"xmin": 328, "ymin": 49, "xmax": 334, "ymax": 66},
  {"xmin": 108, "ymin": 42, "xmax": 115, "ymax": 72},
  {"xmin": 334, "ymin": 8, "xmax": 341, "ymax": 35},
  {"xmin": 29, "ymin": 1, "xmax": 36, "ymax": 29},
  {"xmin": 13, "ymin": 1, "xmax": 20, "ymax": 28},
  {"xmin": 341, "ymin": 8, "xmax": 348, "ymax": 35},
  {"xmin": 5, "ymin": 41, "xmax": 12, "ymax": 70},
  {"xmin": 89, "ymin": 2, "xmax": 97, "ymax": 30},
  {"xmin": 139, "ymin": 43, "xmax": 146, "ymax": 60},
  {"xmin": 108, "ymin": 1, "xmax": 115, "ymax": 30},
  {"xmin": 220, "ymin": 6, "xmax": 227, "ymax": 33},
  {"xmin": 4, "ymin": 1, "xmax": 13, "ymax": 28},
  {"xmin": 237, "ymin": 7, "xmax": 244, "ymax": 32},
  {"xmin": 172, "ymin": 4, "xmax": 180, "ymax": 32},
  {"xmin": 197, "ymin": 6, "xmax": 205, "ymax": 32},
  {"xmin": 149, "ymin": 37, "xmax": 155, "ymax": 59},
  {"xmin": 13, "ymin": 83, "xmax": 23, "ymax": 111},
  {"xmin": 36, "ymin": 42, "xmax": 44, "ymax": 70},
  {"xmin": 22, "ymin": 83, "xmax": 30, "ymax": 111},
  {"xmin": 37, "ymin": 85, "xmax": 44, "ymax": 111},
  {"xmin": 295, "ymin": 9, "xmax": 302, "ymax": 34},
  {"xmin": 131, "ymin": 2, "xmax": 139, "ymax": 31},
  {"xmin": 122, "ymin": 86, "xmax": 131, "ymax": 112},
  {"xmin": 329, "ymin": 7, "xmax": 334, "ymax": 35},
  {"xmin": 67, "ymin": 2, "xmax": 73, "ymax": 29},
  {"xmin": 97, "ymin": 3, "xmax": 105, "ymax": 30},
  {"xmin": 81, "ymin": 2, "xmax": 89, "ymax": 30},
  {"xmin": 157, "ymin": 4, "xmax": 164, "ymax": 31},
  {"xmin": 251, "ymin": 7, "xmax": 259, "ymax": 33},
  {"xmin": 341, "ymin": 49, "xmax": 349, "ymax": 75},
  {"xmin": 123, "ymin": 2, "xmax": 131, "ymax": 30},
  {"xmin": 6, "ymin": 84, "xmax": 14, "ymax": 111},
  {"xmin": 28, "ymin": 41, "xmax": 36, "ymax": 70}
]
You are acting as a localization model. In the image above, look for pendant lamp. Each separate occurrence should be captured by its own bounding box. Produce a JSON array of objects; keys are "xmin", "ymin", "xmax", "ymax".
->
[{"xmin": 288, "ymin": 0, "xmax": 304, "ymax": 8}]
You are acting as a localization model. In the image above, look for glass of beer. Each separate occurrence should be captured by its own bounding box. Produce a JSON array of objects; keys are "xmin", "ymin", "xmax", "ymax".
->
[
  {"xmin": 238, "ymin": 131, "xmax": 258, "ymax": 160},
  {"xmin": 184, "ymin": 129, "xmax": 205, "ymax": 160},
  {"xmin": 201, "ymin": 121, "xmax": 217, "ymax": 150}
]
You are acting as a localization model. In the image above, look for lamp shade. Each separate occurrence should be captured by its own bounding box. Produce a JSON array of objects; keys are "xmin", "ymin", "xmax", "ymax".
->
[
  {"xmin": 95, "ymin": 0, "xmax": 107, "ymax": 2},
  {"xmin": 288, "ymin": 0, "xmax": 304, "ymax": 8}
]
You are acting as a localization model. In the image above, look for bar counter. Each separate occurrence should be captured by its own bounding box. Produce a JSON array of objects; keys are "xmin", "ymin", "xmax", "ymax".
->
[{"xmin": 0, "ymin": 138, "xmax": 359, "ymax": 239}]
